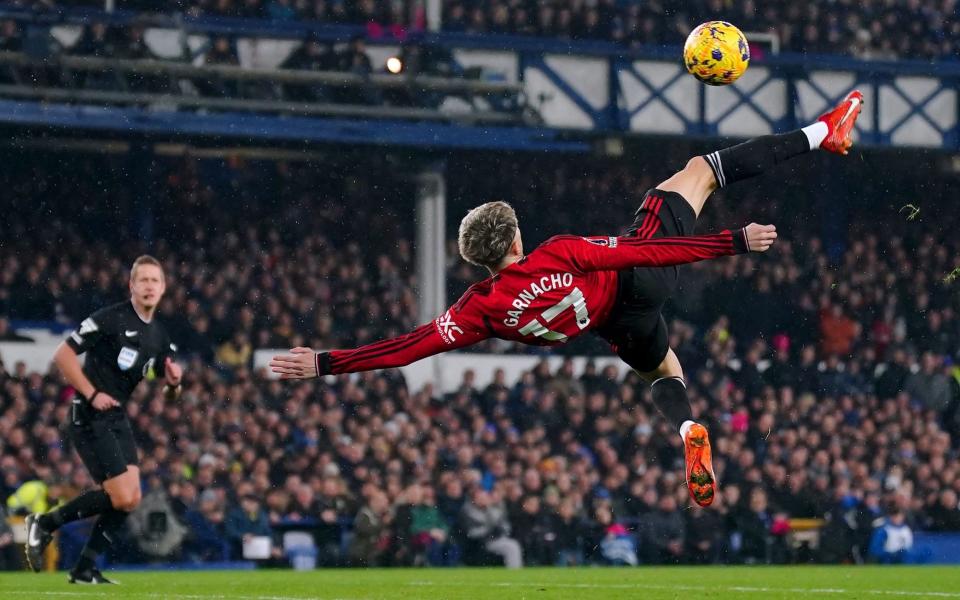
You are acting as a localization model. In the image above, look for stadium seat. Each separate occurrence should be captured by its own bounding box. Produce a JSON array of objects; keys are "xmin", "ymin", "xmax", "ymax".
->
[{"xmin": 283, "ymin": 531, "xmax": 318, "ymax": 571}]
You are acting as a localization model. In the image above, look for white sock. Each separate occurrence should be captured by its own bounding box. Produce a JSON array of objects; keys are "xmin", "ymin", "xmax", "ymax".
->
[
  {"xmin": 679, "ymin": 419, "xmax": 696, "ymax": 442},
  {"xmin": 802, "ymin": 121, "xmax": 829, "ymax": 150}
]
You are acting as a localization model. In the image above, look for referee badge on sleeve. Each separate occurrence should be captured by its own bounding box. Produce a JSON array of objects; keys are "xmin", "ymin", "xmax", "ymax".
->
[{"xmin": 117, "ymin": 346, "xmax": 139, "ymax": 371}]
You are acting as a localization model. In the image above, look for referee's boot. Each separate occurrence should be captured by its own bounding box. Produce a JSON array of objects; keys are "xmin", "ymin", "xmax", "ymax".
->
[
  {"xmin": 69, "ymin": 567, "xmax": 117, "ymax": 585},
  {"xmin": 24, "ymin": 513, "xmax": 54, "ymax": 572}
]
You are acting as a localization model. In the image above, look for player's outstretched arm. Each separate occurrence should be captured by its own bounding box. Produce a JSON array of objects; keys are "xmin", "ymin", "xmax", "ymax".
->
[
  {"xmin": 270, "ymin": 316, "xmax": 488, "ymax": 379},
  {"xmin": 743, "ymin": 223, "xmax": 778, "ymax": 252},
  {"xmin": 566, "ymin": 223, "xmax": 776, "ymax": 272}
]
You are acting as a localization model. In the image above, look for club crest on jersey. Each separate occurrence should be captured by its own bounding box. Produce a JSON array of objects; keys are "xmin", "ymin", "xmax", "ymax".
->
[
  {"xmin": 435, "ymin": 311, "xmax": 463, "ymax": 344},
  {"xmin": 585, "ymin": 236, "xmax": 618, "ymax": 248},
  {"xmin": 117, "ymin": 346, "xmax": 139, "ymax": 371}
]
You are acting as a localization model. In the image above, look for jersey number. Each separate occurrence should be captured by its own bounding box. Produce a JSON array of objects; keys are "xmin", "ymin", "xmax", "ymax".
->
[{"xmin": 518, "ymin": 288, "xmax": 590, "ymax": 342}]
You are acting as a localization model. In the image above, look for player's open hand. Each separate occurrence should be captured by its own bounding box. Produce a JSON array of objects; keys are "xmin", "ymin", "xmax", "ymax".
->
[
  {"xmin": 269, "ymin": 347, "xmax": 319, "ymax": 379},
  {"xmin": 744, "ymin": 223, "xmax": 777, "ymax": 252},
  {"xmin": 91, "ymin": 392, "xmax": 120, "ymax": 411},
  {"xmin": 165, "ymin": 357, "xmax": 183, "ymax": 386}
]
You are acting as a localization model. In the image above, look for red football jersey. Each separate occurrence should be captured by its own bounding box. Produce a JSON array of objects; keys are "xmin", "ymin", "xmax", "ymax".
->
[{"xmin": 317, "ymin": 230, "xmax": 749, "ymax": 375}]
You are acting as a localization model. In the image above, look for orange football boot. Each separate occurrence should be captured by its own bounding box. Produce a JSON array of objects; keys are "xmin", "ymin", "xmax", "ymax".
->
[
  {"xmin": 817, "ymin": 89, "xmax": 864, "ymax": 155},
  {"xmin": 684, "ymin": 423, "xmax": 717, "ymax": 507}
]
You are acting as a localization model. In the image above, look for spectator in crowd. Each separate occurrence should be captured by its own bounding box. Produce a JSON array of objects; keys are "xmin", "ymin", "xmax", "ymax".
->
[
  {"xmin": 183, "ymin": 490, "xmax": 231, "ymax": 562},
  {"xmin": 0, "ymin": 504, "xmax": 17, "ymax": 570},
  {"xmin": 0, "ymin": 19, "xmax": 22, "ymax": 52},
  {"xmin": 118, "ymin": 23, "xmax": 150, "ymax": 60},
  {"xmin": 197, "ymin": 34, "xmax": 240, "ymax": 96},
  {"xmin": 512, "ymin": 494, "xmax": 556, "ymax": 566},
  {"xmin": 407, "ymin": 484, "xmax": 453, "ymax": 566},
  {"xmin": 685, "ymin": 504, "xmax": 722, "ymax": 564},
  {"xmin": 639, "ymin": 494, "xmax": 685, "ymax": 565},
  {"xmin": 437, "ymin": 478, "xmax": 465, "ymax": 527},
  {"xmin": 349, "ymin": 491, "xmax": 391, "ymax": 566},
  {"xmin": 927, "ymin": 490, "xmax": 960, "ymax": 532},
  {"xmin": 553, "ymin": 498, "xmax": 585, "ymax": 566},
  {"xmin": 71, "ymin": 22, "xmax": 117, "ymax": 57},
  {"xmin": 315, "ymin": 477, "xmax": 350, "ymax": 566},
  {"xmin": 460, "ymin": 488, "xmax": 523, "ymax": 568},
  {"xmin": 334, "ymin": 35, "xmax": 379, "ymax": 104},
  {"xmin": 337, "ymin": 35, "xmax": 372, "ymax": 74},
  {"xmin": 216, "ymin": 331, "xmax": 253, "ymax": 370},
  {"xmin": 820, "ymin": 304, "xmax": 860, "ymax": 357},
  {"xmin": 731, "ymin": 488, "xmax": 773, "ymax": 564},
  {"xmin": 905, "ymin": 352, "xmax": 954, "ymax": 412},
  {"xmin": 225, "ymin": 494, "xmax": 275, "ymax": 560},
  {"xmin": 205, "ymin": 35, "xmax": 240, "ymax": 66},
  {"xmin": 282, "ymin": 36, "xmax": 335, "ymax": 101},
  {"xmin": 869, "ymin": 506, "xmax": 916, "ymax": 564}
]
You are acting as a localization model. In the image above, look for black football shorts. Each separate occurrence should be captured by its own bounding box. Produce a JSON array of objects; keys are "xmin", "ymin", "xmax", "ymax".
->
[
  {"xmin": 595, "ymin": 188, "xmax": 698, "ymax": 373},
  {"xmin": 70, "ymin": 400, "xmax": 138, "ymax": 483}
]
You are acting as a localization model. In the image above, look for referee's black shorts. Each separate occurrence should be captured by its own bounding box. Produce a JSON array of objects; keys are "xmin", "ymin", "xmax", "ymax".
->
[
  {"xmin": 595, "ymin": 188, "xmax": 698, "ymax": 373},
  {"xmin": 70, "ymin": 399, "xmax": 138, "ymax": 484}
]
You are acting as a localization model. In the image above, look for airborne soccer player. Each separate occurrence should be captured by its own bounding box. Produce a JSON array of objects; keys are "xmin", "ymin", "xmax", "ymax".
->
[{"xmin": 272, "ymin": 90, "xmax": 863, "ymax": 508}]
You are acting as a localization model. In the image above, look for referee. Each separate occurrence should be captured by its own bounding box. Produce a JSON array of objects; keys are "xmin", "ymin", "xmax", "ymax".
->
[{"xmin": 25, "ymin": 255, "xmax": 182, "ymax": 584}]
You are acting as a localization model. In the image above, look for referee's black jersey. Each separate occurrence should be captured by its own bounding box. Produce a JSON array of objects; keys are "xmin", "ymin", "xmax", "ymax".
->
[{"xmin": 66, "ymin": 300, "xmax": 177, "ymax": 404}]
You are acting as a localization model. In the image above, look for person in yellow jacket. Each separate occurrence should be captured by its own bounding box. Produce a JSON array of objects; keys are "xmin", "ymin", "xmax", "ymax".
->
[{"xmin": 6, "ymin": 480, "xmax": 49, "ymax": 516}]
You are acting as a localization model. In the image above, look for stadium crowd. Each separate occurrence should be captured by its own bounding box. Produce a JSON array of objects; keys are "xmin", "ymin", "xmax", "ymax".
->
[
  {"xmin": 441, "ymin": 0, "xmax": 960, "ymax": 59},
  {"xmin": 9, "ymin": 0, "xmax": 960, "ymax": 60},
  {"xmin": 0, "ymin": 152, "xmax": 419, "ymax": 355},
  {"xmin": 1, "ymin": 150, "xmax": 960, "ymax": 570}
]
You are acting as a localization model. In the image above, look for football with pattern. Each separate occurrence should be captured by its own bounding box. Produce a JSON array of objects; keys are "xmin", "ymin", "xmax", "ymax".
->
[{"xmin": 683, "ymin": 21, "xmax": 750, "ymax": 86}]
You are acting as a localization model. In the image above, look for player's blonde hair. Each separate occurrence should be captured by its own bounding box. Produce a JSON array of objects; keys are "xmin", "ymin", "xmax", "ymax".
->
[
  {"xmin": 130, "ymin": 255, "xmax": 164, "ymax": 282},
  {"xmin": 458, "ymin": 201, "xmax": 518, "ymax": 270}
]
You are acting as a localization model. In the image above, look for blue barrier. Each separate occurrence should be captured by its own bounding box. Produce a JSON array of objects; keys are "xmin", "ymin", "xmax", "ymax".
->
[
  {"xmin": 0, "ymin": 98, "xmax": 590, "ymax": 152},
  {"xmin": 914, "ymin": 533, "xmax": 960, "ymax": 565},
  {"xmin": 109, "ymin": 561, "xmax": 256, "ymax": 571}
]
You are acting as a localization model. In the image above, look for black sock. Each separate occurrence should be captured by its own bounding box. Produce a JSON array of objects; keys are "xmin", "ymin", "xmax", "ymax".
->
[
  {"xmin": 74, "ymin": 508, "xmax": 128, "ymax": 573},
  {"xmin": 39, "ymin": 489, "xmax": 111, "ymax": 531},
  {"xmin": 650, "ymin": 376, "xmax": 693, "ymax": 431},
  {"xmin": 703, "ymin": 130, "xmax": 810, "ymax": 188}
]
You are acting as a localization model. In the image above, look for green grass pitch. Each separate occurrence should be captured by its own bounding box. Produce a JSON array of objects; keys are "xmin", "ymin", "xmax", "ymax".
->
[{"xmin": 2, "ymin": 566, "xmax": 959, "ymax": 599}]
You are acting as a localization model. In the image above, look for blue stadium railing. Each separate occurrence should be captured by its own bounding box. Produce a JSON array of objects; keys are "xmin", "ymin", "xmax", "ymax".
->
[{"xmin": 0, "ymin": 3, "xmax": 957, "ymax": 152}]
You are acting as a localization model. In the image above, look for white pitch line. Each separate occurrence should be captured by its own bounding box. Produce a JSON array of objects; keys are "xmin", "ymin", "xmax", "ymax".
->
[
  {"xmin": 5, "ymin": 592, "xmax": 359, "ymax": 600},
  {"xmin": 11, "ymin": 579, "xmax": 958, "ymax": 600},
  {"xmin": 408, "ymin": 579, "xmax": 960, "ymax": 598}
]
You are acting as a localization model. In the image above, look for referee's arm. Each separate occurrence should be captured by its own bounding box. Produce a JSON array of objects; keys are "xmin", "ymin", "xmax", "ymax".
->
[
  {"xmin": 161, "ymin": 356, "xmax": 183, "ymax": 400},
  {"xmin": 53, "ymin": 343, "xmax": 120, "ymax": 410}
]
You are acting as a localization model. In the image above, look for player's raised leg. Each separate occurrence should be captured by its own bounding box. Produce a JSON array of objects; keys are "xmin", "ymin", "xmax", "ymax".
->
[
  {"xmin": 634, "ymin": 348, "xmax": 717, "ymax": 508},
  {"xmin": 656, "ymin": 89, "xmax": 864, "ymax": 217}
]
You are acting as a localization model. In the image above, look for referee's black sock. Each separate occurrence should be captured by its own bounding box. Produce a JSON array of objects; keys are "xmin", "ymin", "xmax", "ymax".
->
[
  {"xmin": 39, "ymin": 489, "xmax": 111, "ymax": 531},
  {"xmin": 650, "ymin": 376, "xmax": 693, "ymax": 432},
  {"xmin": 73, "ymin": 508, "xmax": 128, "ymax": 573},
  {"xmin": 702, "ymin": 126, "xmax": 823, "ymax": 188}
]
